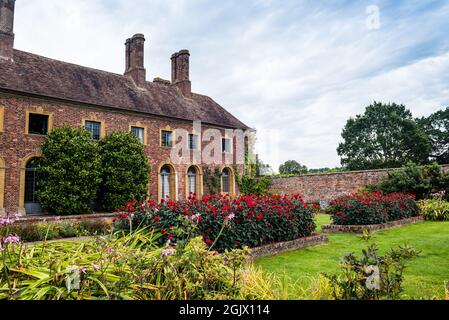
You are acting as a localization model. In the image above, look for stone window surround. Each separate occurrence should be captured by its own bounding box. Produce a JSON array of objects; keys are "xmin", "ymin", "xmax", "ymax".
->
[
  {"xmin": 25, "ymin": 107, "xmax": 54, "ymax": 136},
  {"xmin": 157, "ymin": 163, "xmax": 178, "ymax": 202},
  {"xmin": 221, "ymin": 166, "xmax": 236, "ymax": 196},
  {"xmin": 160, "ymin": 127, "xmax": 175, "ymax": 148},
  {"xmin": 185, "ymin": 165, "xmax": 203, "ymax": 199},
  {"xmin": 129, "ymin": 122, "xmax": 148, "ymax": 145}
]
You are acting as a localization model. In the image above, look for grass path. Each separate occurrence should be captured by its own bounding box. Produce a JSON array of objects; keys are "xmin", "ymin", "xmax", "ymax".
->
[{"xmin": 255, "ymin": 214, "xmax": 449, "ymax": 299}]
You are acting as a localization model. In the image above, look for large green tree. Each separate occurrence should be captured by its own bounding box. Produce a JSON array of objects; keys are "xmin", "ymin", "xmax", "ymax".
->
[
  {"xmin": 337, "ymin": 102, "xmax": 431, "ymax": 170},
  {"xmin": 279, "ymin": 160, "xmax": 308, "ymax": 175},
  {"xmin": 37, "ymin": 125, "xmax": 101, "ymax": 215},
  {"xmin": 99, "ymin": 131, "xmax": 150, "ymax": 211},
  {"xmin": 418, "ymin": 107, "xmax": 449, "ymax": 165}
]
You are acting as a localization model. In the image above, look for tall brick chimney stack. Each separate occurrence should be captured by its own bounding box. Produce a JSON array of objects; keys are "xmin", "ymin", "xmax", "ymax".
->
[
  {"xmin": 0, "ymin": 0, "xmax": 15, "ymax": 62},
  {"xmin": 171, "ymin": 50, "xmax": 192, "ymax": 98},
  {"xmin": 124, "ymin": 34, "xmax": 146, "ymax": 88}
]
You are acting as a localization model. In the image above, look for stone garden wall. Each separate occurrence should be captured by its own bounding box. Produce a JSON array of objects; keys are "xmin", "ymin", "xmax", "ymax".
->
[{"xmin": 270, "ymin": 165, "xmax": 449, "ymax": 204}]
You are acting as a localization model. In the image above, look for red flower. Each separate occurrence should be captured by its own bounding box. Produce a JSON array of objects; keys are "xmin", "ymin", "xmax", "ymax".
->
[
  {"xmin": 168, "ymin": 234, "xmax": 174, "ymax": 240},
  {"xmin": 121, "ymin": 214, "xmax": 128, "ymax": 219},
  {"xmin": 154, "ymin": 216, "xmax": 160, "ymax": 223},
  {"xmin": 257, "ymin": 213, "xmax": 264, "ymax": 220},
  {"xmin": 161, "ymin": 229, "xmax": 167, "ymax": 234}
]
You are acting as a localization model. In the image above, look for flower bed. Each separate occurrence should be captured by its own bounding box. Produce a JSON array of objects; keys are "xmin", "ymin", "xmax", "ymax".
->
[
  {"xmin": 328, "ymin": 192, "xmax": 420, "ymax": 226},
  {"xmin": 114, "ymin": 194, "xmax": 317, "ymax": 252}
]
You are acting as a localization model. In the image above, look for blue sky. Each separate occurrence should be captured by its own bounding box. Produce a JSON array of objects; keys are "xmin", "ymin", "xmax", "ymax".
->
[{"xmin": 13, "ymin": 0, "xmax": 449, "ymax": 171}]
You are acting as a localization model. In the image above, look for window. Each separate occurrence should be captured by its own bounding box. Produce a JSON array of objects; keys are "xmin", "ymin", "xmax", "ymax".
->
[
  {"xmin": 187, "ymin": 167, "xmax": 197, "ymax": 195},
  {"xmin": 28, "ymin": 113, "xmax": 49, "ymax": 135},
  {"xmin": 189, "ymin": 134, "xmax": 199, "ymax": 150},
  {"xmin": 222, "ymin": 138, "xmax": 232, "ymax": 153},
  {"xmin": 161, "ymin": 130, "xmax": 173, "ymax": 148},
  {"xmin": 160, "ymin": 165, "xmax": 173, "ymax": 200},
  {"xmin": 222, "ymin": 168, "xmax": 230, "ymax": 193},
  {"xmin": 131, "ymin": 126, "xmax": 145, "ymax": 144},
  {"xmin": 24, "ymin": 158, "xmax": 43, "ymax": 215},
  {"xmin": 85, "ymin": 121, "xmax": 102, "ymax": 140}
]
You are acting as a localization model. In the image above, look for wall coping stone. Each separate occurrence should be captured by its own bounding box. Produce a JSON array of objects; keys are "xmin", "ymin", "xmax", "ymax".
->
[
  {"xmin": 248, "ymin": 234, "xmax": 328, "ymax": 260},
  {"xmin": 322, "ymin": 216, "xmax": 424, "ymax": 234},
  {"xmin": 272, "ymin": 164, "xmax": 449, "ymax": 180}
]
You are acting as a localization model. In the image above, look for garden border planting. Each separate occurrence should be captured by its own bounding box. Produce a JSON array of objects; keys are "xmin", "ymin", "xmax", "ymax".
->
[
  {"xmin": 322, "ymin": 216, "xmax": 424, "ymax": 234},
  {"xmin": 14, "ymin": 212, "xmax": 116, "ymax": 225},
  {"xmin": 248, "ymin": 234, "xmax": 328, "ymax": 260}
]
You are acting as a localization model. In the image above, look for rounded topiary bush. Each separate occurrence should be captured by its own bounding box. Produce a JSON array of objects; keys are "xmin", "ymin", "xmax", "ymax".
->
[
  {"xmin": 37, "ymin": 125, "xmax": 101, "ymax": 215},
  {"xmin": 99, "ymin": 131, "xmax": 150, "ymax": 212}
]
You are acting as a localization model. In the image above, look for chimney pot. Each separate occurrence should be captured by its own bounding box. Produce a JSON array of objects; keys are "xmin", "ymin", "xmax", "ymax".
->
[
  {"xmin": 171, "ymin": 49, "xmax": 191, "ymax": 98},
  {"xmin": 124, "ymin": 33, "xmax": 146, "ymax": 88},
  {"xmin": 0, "ymin": 0, "xmax": 15, "ymax": 61}
]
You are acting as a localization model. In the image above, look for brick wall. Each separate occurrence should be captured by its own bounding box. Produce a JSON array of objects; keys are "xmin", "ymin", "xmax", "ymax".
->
[
  {"xmin": 270, "ymin": 165, "xmax": 449, "ymax": 203},
  {"xmin": 0, "ymin": 92, "xmax": 243, "ymax": 215}
]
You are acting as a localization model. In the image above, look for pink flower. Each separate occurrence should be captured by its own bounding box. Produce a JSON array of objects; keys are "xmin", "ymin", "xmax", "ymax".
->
[{"xmin": 162, "ymin": 248, "xmax": 176, "ymax": 257}]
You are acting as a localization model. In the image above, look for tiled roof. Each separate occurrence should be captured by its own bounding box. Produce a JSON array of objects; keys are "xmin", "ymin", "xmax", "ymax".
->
[{"xmin": 0, "ymin": 50, "xmax": 249, "ymax": 129}]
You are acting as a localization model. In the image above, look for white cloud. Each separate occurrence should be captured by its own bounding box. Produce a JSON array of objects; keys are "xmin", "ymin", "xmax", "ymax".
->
[{"xmin": 13, "ymin": 0, "xmax": 449, "ymax": 171}]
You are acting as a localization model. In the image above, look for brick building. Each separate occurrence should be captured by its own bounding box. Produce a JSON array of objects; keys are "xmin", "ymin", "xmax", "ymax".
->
[{"xmin": 0, "ymin": 0, "xmax": 252, "ymax": 216}]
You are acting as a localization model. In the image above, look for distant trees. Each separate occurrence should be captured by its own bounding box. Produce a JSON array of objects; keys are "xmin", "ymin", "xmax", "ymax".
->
[
  {"xmin": 279, "ymin": 160, "xmax": 308, "ymax": 175},
  {"xmin": 337, "ymin": 102, "xmax": 432, "ymax": 170},
  {"xmin": 418, "ymin": 107, "xmax": 449, "ymax": 165}
]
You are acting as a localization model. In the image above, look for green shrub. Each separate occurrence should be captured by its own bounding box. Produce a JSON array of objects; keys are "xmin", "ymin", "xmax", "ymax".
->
[
  {"xmin": 323, "ymin": 232, "xmax": 420, "ymax": 300},
  {"xmin": 366, "ymin": 162, "xmax": 448, "ymax": 200},
  {"xmin": 418, "ymin": 199, "xmax": 449, "ymax": 221},
  {"xmin": 99, "ymin": 132, "xmax": 150, "ymax": 212},
  {"xmin": 37, "ymin": 125, "xmax": 101, "ymax": 215}
]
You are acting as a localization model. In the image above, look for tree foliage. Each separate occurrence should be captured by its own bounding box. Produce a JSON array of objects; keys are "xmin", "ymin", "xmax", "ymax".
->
[
  {"xmin": 99, "ymin": 131, "xmax": 150, "ymax": 211},
  {"xmin": 366, "ymin": 162, "xmax": 449, "ymax": 200},
  {"xmin": 418, "ymin": 107, "xmax": 449, "ymax": 165},
  {"xmin": 279, "ymin": 160, "xmax": 308, "ymax": 176},
  {"xmin": 37, "ymin": 125, "xmax": 101, "ymax": 215},
  {"xmin": 337, "ymin": 102, "xmax": 431, "ymax": 170}
]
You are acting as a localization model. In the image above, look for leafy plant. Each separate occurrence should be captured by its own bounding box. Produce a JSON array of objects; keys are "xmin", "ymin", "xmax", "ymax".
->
[
  {"xmin": 37, "ymin": 125, "xmax": 101, "ymax": 215},
  {"xmin": 418, "ymin": 199, "xmax": 449, "ymax": 221},
  {"xmin": 0, "ymin": 225, "xmax": 268, "ymax": 300},
  {"xmin": 234, "ymin": 165, "xmax": 272, "ymax": 196},
  {"xmin": 99, "ymin": 131, "xmax": 151, "ymax": 212},
  {"xmin": 323, "ymin": 232, "xmax": 420, "ymax": 300}
]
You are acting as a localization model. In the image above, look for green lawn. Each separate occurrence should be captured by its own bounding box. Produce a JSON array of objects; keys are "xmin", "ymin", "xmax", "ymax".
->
[{"xmin": 255, "ymin": 214, "xmax": 449, "ymax": 299}]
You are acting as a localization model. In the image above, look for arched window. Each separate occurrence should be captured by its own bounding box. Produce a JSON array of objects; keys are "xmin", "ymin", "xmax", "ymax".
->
[
  {"xmin": 24, "ymin": 158, "xmax": 42, "ymax": 215},
  {"xmin": 161, "ymin": 166, "xmax": 172, "ymax": 199},
  {"xmin": 222, "ymin": 168, "xmax": 231, "ymax": 194},
  {"xmin": 187, "ymin": 166, "xmax": 197, "ymax": 195}
]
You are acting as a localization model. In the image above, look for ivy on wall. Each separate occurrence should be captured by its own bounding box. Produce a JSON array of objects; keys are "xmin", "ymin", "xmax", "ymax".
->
[{"xmin": 202, "ymin": 167, "xmax": 222, "ymax": 195}]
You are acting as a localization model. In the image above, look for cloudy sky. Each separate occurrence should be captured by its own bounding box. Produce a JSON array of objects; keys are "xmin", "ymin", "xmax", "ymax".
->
[{"xmin": 13, "ymin": 0, "xmax": 449, "ymax": 171}]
